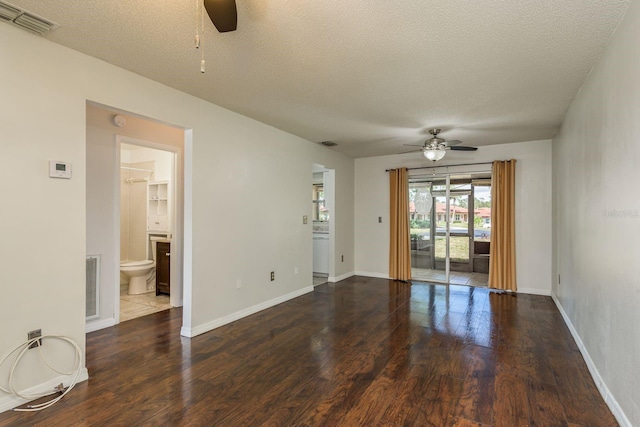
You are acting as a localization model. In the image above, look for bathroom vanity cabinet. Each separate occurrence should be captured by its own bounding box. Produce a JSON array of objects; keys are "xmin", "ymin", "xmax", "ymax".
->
[
  {"xmin": 156, "ymin": 241, "xmax": 170, "ymax": 296},
  {"xmin": 147, "ymin": 181, "xmax": 170, "ymax": 233}
]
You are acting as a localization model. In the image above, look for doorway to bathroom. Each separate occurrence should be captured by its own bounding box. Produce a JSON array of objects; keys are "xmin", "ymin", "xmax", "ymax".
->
[
  {"xmin": 119, "ymin": 141, "xmax": 174, "ymax": 321},
  {"xmin": 86, "ymin": 103, "xmax": 185, "ymax": 332}
]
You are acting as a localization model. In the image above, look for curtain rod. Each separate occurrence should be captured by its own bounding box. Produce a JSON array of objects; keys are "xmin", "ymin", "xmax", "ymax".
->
[
  {"xmin": 385, "ymin": 161, "xmax": 493, "ymax": 172},
  {"xmin": 121, "ymin": 166, "xmax": 154, "ymax": 173},
  {"xmin": 125, "ymin": 177, "xmax": 149, "ymax": 184}
]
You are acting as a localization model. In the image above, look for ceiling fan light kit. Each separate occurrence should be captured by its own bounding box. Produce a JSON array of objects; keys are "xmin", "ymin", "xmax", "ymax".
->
[
  {"xmin": 424, "ymin": 148, "xmax": 446, "ymax": 162},
  {"xmin": 403, "ymin": 128, "xmax": 477, "ymax": 162}
]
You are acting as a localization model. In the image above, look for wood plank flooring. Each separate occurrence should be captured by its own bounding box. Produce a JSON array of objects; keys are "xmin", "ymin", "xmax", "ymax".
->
[{"xmin": 0, "ymin": 277, "xmax": 617, "ymax": 426}]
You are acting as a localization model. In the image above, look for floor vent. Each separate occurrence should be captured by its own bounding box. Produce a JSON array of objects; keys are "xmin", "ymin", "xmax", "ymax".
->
[
  {"xmin": 86, "ymin": 255, "xmax": 100, "ymax": 320},
  {"xmin": 0, "ymin": 1, "xmax": 59, "ymax": 35}
]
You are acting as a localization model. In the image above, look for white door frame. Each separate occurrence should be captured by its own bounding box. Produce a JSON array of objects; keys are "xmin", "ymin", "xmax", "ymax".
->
[{"xmin": 114, "ymin": 135, "xmax": 185, "ymax": 323}]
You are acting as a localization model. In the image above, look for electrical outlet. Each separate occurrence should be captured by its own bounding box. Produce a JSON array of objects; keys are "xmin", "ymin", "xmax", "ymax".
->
[
  {"xmin": 378, "ymin": 216, "xmax": 382, "ymax": 223},
  {"xmin": 303, "ymin": 215, "xmax": 308, "ymax": 224},
  {"xmin": 270, "ymin": 271, "xmax": 275, "ymax": 281},
  {"xmin": 341, "ymin": 255, "xmax": 344, "ymax": 262},
  {"xmin": 28, "ymin": 329, "xmax": 42, "ymax": 349},
  {"xmin": 236, "ymin": 279, "xmax": 242, "ymax": 289},
  {"xmin": 558, "ymin": 274, "xmax": 561, "ymax": 285},
  {"xmin": 294, "ymin": 266, "xmax": 299, "ymax": 275}
]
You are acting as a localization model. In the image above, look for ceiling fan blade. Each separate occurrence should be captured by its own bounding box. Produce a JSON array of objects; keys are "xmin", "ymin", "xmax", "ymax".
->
[
  {"xmin": 446, "ymin": 139, "xmax": 463, "ymax": 146},
  {"xmin": 449, "ymin": 146, "xmax": 478, "ymax": 151},
  {"xmin": 398, "ymin": 149, "xmax": 423, "ymax": 154},
  {"xmin": 204, "ymin": 0, "xmax": 237, "ymax": 33},
  {"xmin": 403, "ymin": 144, "xmax": 425, "ymax": 147}
]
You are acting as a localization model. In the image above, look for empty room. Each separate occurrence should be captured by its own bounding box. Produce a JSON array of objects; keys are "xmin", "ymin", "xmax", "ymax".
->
[{"xmin": 0, "ymin": 1, "xmax": 638, "ymax": 425}]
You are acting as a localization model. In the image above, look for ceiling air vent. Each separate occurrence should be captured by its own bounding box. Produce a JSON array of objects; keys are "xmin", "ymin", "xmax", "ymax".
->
[
  {"xmin": 0, "ymin": 2, "xmax": 20, "ymax": 21},
  {"xmin": 320, "ymin": 141, "xmax": 338, "ymax": 147},
  {"xmin": 0, "ymin": 1, "xmax": 59, "ymax": 35}
]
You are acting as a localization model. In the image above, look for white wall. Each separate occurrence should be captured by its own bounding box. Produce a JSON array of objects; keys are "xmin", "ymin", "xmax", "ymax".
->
[
  {"xmin": 552, "ymin": 1, "xmax": 640, "ymax": 425},
  {"xmin": 355, "ymin": 140, "xmax": 552, "ymax": 295},
  {"xmin": 0, "ymin": 22, "xmax": 354, "ymax": 405},
  {"xmin": 188, "ymin": 124, "xmax": 354, "ymax": 331}
]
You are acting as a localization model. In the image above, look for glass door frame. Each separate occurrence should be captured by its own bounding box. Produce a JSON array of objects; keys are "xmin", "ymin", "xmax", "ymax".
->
[
  {"xmin": 444, "ymin": 175, "xmax": 451, "ymax": 283},
  {"xmin": 409, "ymin": 175, "xmax": 452, "ymax": 285},
  {"xmin": 432, "ymin": 188, "xmax": 473, "ymax": 273}
]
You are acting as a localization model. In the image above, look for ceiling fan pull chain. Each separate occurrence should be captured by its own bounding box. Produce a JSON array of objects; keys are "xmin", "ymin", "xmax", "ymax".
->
[
  {"xmin": 199, "ymin": 0, "xmax": 206, "ymax": 73},
  {"xmin": 195, "ymin": 0, "xmax": 201, "ymax": 48}
]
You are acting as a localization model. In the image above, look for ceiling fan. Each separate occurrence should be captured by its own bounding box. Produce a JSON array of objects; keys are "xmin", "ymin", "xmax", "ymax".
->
[
  {"xmin": 404, "ymin": 128, "xmax": 477, "ymax": 162},
  {"xmin": 204, "ymin": 0, "xmax": 237, "ymax": 33},
  {"xmin": 196, "ymin": 0, "xmax": 236, "ymax": 72}
]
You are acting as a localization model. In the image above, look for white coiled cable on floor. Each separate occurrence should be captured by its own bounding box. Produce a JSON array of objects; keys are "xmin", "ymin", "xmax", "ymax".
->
[{"xmin": 0, "ymin": 335, "xmax": 83, "ymax": 411}]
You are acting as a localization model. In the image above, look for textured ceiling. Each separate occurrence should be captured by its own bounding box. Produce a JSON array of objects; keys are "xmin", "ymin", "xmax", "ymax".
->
[{"xmin": 7, "ymin": 0, "xmax": 631, "ymax": 157}]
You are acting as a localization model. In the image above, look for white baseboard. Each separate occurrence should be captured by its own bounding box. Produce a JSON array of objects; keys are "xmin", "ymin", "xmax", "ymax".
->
[
  {"xmin": 85, "ymin": 317, "xmax": 116, "ymax": 333},
  {"xmin": 180, "ymin": 286, "xmax": 314, "ymax": 338},
  {"xmin": 517, "ymin": 287, "xmax": 551, "ymax": 296},
  {"xmin": 0, "ymin": 368, "xmax": 89, "ymax": 414},
  {"xmin": 329, "ymin": 271, "xmax": 355, "ymax": 283},
  {"xmin": 354, "ymin": 271, "xmax": 391, "ymax": 279},
  {"xmin": 552, "ymin": 294, "xmax": 631, "ymax": 427}
]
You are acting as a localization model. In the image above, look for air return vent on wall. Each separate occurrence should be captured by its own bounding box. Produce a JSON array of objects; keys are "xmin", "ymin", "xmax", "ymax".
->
[
  {"xmin": 0, "ymin": 0, "xmax": 59, "ymax": 35},
  {"xmin": 86, "ymin": 255, "xmax": 100, "ymax": 320}
]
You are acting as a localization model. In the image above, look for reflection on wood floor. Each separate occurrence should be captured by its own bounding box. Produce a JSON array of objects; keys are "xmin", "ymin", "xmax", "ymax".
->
[
  {"xmin": 412, "ymin": 268, "xmax": 489, "ymax": 287},
  {"xmin": 2, "ymin": 277, "xmax": 616, "ymax": 426}
]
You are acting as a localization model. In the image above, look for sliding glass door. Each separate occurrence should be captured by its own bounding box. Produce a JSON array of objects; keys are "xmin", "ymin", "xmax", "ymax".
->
[
  {"xmin": 409, "ymin": 180, "xmax": 436, "ymax": 279},
  {"xmin": 409, "ymin": 175, "xmax": 452, "ymax": 283},
  {"xmin": 410, "ymin": 173, "xmax": 490, "ymax": 286},
  {"xmin": 433, "ymin": 185, "xmax": 472, "ymax": 273}
]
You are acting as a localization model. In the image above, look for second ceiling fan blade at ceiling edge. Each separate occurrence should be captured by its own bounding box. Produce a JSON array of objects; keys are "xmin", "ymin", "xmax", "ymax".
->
[
  {"xmin": 445, "ymin": 140, "xmax": 463, "ymax": 146},
  {"xmin": 449, "ymin": 146, "xmax": 478, "ymax": 151},
  {"xmin": 204, "ymin": 0, "xmax": 237, "ymax": 33}
]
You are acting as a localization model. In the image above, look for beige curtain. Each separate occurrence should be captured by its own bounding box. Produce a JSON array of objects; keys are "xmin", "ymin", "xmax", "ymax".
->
[
  {"xmin": 489, "ymin": 160, "xmax": 517, "ymax": 291},
  {"xmin": 389, "ymin": 168, "xmax": 412, "ymax": 281}
]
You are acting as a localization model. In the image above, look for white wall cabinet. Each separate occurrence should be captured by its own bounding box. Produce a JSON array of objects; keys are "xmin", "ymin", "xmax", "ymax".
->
[{"xmin": 147, "ymin": 181, "xmax": 170, "ymax": 233}]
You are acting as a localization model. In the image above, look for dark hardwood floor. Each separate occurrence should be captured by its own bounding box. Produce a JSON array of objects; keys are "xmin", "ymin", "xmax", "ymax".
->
[{"xmin": 0, "ymin": 277, "xmax": 617, "ymax": 426}]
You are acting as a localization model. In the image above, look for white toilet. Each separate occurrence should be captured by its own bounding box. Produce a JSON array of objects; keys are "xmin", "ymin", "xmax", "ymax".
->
[
  {"xmin": 120, "ymin": 259, "xmax": 155, "ymax": 294},
  {"xmin": 120, "ymin": 236, "xmax": 169, "ymax": 295}
]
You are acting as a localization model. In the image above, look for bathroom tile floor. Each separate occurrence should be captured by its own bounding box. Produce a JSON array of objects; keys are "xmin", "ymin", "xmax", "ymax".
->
[{"xmin": 120, "ymin": 290, "xmax": 170, "ymax": 322}]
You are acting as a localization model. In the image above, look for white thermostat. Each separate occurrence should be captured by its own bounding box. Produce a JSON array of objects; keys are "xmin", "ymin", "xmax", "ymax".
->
[{"xmin": 49, "ymin": 161, "xmax": 72, "ymax": 179}]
